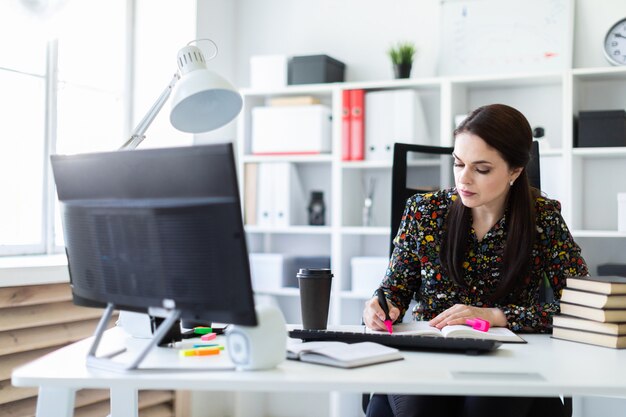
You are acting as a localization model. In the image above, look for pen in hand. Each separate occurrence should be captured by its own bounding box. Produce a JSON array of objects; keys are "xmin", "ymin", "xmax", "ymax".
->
[{"xmin": 376, "ymin": 289, "xmax": 393, "ymax": 334}]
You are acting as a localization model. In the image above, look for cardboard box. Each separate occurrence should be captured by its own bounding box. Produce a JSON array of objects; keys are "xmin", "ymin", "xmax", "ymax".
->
[
  {"xmin": 351, "ymin": 257, "xmax": 389, "ymax": 296},
  {"xmin": 251, "ymin": 105, "xmax": 332, "ymax": 155},
  {"xmin": 249, "ymin": 253, "xmax": 295, "ymax": 292},
  {"xmin": 576, "ymin": 110, "xmax": 626, "ymax": 147},
  {"xmin": 288, "ymin": 54, "xmax": 345, "ymax": 85},
  {"xmin": 250, "ymin": 55, "xmax": 288, "ymax": 89}
]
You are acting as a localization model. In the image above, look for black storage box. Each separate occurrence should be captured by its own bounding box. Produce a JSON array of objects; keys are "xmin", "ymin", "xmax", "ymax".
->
[
  {"xmin": 576, "ymin": 110, "xmax": 626, "ymax": 147},
  {"xmin": 288, "ymin": 55, "xmax": 345, "ymax": 85},
  {"xmin": 598, "ymin": 263, "xmax": 626, "ymax": 277}
]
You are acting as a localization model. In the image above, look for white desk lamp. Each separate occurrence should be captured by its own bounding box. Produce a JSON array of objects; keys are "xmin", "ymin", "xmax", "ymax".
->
[
  {"xmin": 117, "ymin": 39, "xmax": 242, "ymax": 339},
  {"xmin": 120, "ymin": 39, "xmax": 242, "ymax": 150},
  {"xmin": 114, "ymin": 41, "xmax": 286, "ymax": 370}
]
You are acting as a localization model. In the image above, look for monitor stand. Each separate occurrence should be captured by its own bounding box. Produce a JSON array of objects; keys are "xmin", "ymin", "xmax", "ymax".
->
[{"xmin": 85, "ymin": 303, "xmax": 182, "ymax": 372}]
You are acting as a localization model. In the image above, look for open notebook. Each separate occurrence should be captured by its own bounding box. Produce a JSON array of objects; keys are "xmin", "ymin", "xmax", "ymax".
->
[
  {"xmin": 287, "ymin": 341, "xmax": 403, "ymax": 368},
  {"xmin": 367, "ymin": 321, "xmax": 525, "ymax": 343}
]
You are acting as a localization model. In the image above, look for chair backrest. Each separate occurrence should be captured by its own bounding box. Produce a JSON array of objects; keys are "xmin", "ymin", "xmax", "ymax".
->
[
  {"xmin": 390, "ymin": 143, "xmax": 454, "ymax": 255},
  {"xmin": 389, "ymin": 141, "xmax": 541, "ymax": 255}
]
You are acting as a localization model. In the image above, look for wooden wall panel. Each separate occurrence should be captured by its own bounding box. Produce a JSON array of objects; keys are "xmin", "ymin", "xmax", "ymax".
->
[
  {"xmin": 0, "ymin": 283, "xmax": 180, "ymax": 417},
  {"xmin": 0, "ymin": 284, "xmax": 71, "ymax": 308},
  {"xmin": 0, "ymin": 319, "xmax": 102, "ymax": 356}
]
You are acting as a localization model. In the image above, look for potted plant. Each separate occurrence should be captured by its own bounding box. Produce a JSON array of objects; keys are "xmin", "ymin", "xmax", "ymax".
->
[{"xmin": 388, "ymin": 41, "xmax": 416, "ymax": 79}]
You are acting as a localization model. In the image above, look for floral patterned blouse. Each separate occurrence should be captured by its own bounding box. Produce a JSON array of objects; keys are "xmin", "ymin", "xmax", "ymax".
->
[{"xmin": 380, "ymin": 188, "xmax": 588, "ymax": 333}]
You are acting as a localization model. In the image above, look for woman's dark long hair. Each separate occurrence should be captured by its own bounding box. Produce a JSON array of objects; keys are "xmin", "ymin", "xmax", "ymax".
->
[{"xmin": 440, "ymin": 104, "xmax": 539, "ymax": 302}]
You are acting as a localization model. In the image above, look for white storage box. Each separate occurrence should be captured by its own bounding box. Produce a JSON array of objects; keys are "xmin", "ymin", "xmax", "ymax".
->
[
  {"xmin": 618, "ymin": 193, "xmax": 626, "ymax": 232},
  {"xmin": 351, "ymin": 256, "xmax": 389, "ymax": 296},
  {"xmin": 250, "ymin": 55, "xmax": 288, "ymax": 89},
  {"xmin": 251, "ymin": 105, "xmax": 332, "ymax": 155},
  {"xmin": 249, "ymin": 253, "xmax": 295, "ymax": 292}
]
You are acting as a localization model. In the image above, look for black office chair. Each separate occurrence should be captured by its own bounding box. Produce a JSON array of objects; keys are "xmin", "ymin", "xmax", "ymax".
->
[
  {"xmin": 363, "ymin": 141, "xmax": 572, "ymax": 417},
  {"xmin": 390, "ymin": 143, "xmax": 454, "ymax": 255}
]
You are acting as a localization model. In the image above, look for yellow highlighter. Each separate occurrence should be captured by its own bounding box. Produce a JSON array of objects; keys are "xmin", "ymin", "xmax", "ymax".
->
[{"xmin": 179, "ymin": 346, "xmax": 221, "ymax": 357}]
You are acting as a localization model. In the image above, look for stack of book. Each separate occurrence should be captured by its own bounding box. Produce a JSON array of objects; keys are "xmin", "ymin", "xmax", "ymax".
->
[{"xmin": 552, "ymin": 276, "xmax": 626, "ymax": 348}]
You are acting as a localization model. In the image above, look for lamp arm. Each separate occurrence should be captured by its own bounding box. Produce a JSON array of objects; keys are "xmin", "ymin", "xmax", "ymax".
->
[{"xmin": 120, "ymin": 72, "xmax": 181, "ymax": 150}]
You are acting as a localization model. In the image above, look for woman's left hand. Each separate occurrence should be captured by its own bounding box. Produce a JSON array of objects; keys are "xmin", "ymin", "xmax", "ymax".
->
[{"xmin": 428, "ymin": 304, "xmax": 507, "ymax": 329}]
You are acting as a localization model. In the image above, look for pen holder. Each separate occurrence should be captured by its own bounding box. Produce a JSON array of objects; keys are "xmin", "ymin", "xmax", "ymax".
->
[{"xmin": 465, "ymin": 318, "xmax": 490, "ymax": 332}]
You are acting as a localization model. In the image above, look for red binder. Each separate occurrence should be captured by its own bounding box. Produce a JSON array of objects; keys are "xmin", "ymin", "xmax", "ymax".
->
[
  {"xmin": 349, "ymin": 89, "xmax": 365, "ymax": 161},
  {"xmin": 342, "ymin": 90, "xmax": 352, "ymax": 161}
]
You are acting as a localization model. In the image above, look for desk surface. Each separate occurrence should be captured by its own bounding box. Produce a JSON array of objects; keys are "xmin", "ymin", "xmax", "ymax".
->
[{"xmin": 12, "ymin": 327, "xmax": 626, "ymax": 397}]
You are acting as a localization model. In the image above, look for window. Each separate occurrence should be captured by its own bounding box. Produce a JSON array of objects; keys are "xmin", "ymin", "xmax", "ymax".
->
[
  {"xmin": 0, "ymin": 0, "xmax": 197, "ymax": 257},
  {"xmin": 0, "ymin": 0, "xmax": 128, "ymax": 255}
]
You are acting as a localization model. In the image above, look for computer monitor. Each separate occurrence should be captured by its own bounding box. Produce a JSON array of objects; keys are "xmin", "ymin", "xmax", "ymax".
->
[{"xmin": 51, "ymin": 143, "xmax": 256, "ymax": 370}]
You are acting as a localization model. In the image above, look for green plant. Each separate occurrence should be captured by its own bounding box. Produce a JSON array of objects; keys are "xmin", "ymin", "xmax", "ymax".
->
[{"xmin": 387, "ymin": 41, "xmax": 417, "ymax": 65}]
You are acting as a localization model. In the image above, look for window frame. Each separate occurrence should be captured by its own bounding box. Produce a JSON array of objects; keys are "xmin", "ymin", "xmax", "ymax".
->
[{"xmin": 0, "ymin": 1, "xmax": 134, "ymax": 257}]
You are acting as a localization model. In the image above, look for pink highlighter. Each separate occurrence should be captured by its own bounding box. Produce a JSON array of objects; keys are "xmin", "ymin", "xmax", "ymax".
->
[{"xmin": 465, "ymin": 318, "xmax": 490, "ymax": 332}]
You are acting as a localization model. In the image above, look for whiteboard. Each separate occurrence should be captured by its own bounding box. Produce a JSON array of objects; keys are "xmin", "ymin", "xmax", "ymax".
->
[{"xmin": 438, "ymin": 0, "xmax": 574, "ymax": 76}]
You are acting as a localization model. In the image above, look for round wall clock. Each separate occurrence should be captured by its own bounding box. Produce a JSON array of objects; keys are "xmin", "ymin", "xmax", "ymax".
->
[{"xmin": 604, "ymin": 18, "xmax": 626, "ymax": 66}]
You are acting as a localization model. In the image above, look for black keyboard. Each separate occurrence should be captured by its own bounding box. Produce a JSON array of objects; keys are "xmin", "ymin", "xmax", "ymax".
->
[{"xmin": 289, "ymin": 329, "xmax": 501, "ymax": 354}]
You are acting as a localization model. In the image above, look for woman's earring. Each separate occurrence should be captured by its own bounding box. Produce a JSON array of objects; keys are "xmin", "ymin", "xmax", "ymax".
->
[{"xmin": 509, "ymin": 180, "xmax": 514, "ymax": 186}]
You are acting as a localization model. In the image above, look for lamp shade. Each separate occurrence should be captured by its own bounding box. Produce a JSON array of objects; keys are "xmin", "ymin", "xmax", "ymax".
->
[{"xmin": 169, "ymin": 45, "xmax": 242, "ymax": 133}]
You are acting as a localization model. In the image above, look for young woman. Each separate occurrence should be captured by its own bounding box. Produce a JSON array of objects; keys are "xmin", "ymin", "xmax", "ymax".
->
[{"xmin": 362, "ymin": 104, "xmax": 588, "ymax": 417}]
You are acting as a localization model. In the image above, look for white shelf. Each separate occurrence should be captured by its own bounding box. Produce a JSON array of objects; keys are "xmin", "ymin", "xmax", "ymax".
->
[
  {"xmin": 572, "ymin": 66, "xmax": 626, "ymax": 80},
  {"xmin": 341, "ymin": 77, "xmax": 442, "ymax": 91},
  {"xmin": 572, "ymin": 148, "xmax": 626, "ymax": 158},
  {"xmin": 237, "ymin": 65, "xmax": 626, "ymax": 329},
  {"xmin": 242, "ymin": 154, "xmax": 333, "ymax": 164},
  {"xmin": 245, "ymin": 225, "xmax": 332, "ymax": 235},
  {"xmin": 449, "ymin": 70, "xmax": 563, "ymax": 87},
  {"xmin": 571, "ymin": 230, "xmax": 626, "ymax": 238},
  {"xmin": 340, "ymin": 226, "xmax": 391, "ymax": 236},
  {"xmin": 240, "ymin": 84, "xmax": 335, "ymax": 96},
  {"xmin": 341, "ymin": 158, "xmax": 442, "ymax": 169},
  {"xmin": 340, "ymin": 291, "xmax": 374, "ymax": 300},
  {"xmin": 539, "ymin": 148, "xmax": 564, "ymax": 157},
  {"xmin": 254, "ymin": 287, "xmax": 300, "ymax": 297}
]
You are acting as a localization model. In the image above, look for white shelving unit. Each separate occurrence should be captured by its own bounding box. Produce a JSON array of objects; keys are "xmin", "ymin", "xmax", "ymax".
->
[{"xmin": 236, "ymin": 68, "xmax": 626, "ymax": 415}]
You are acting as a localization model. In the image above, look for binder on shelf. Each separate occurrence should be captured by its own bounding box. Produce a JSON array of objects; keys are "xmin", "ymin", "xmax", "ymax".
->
[
  {"xmin": 256, "ymin": 163, "xmax": 275, "ymax": 227},
  {"xmin": 342, "ymin": 89, "xmax": 352, "ymax": 161},
  {"xmin": 349, "ymin": 89, "xmax": 365, "ymax": 161},
  {"xmin": 273, "ymin": 162, "xmax": 305, "ymax": 227},
  {"xmin": 244, "ymin": 163, "xmax": 258, "ymax": 226},
  {"xmin": 364, "ymin": 89, "xmax": 430, "ymax": 161},
  {"xmin": 255, "ymin": 162, "xmax": 306, "ymax": 227}
]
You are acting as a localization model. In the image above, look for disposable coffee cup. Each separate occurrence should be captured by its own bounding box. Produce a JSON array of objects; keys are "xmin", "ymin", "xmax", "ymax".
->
[{"xmin": 297, "ymin": 268, "xmax": 333, "ymax": 330}]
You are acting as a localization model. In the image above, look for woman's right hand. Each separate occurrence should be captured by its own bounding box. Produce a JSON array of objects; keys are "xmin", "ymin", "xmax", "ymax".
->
[{"xmin": 363, "ymin": 295, "xmax": 401, "ymax": 331}]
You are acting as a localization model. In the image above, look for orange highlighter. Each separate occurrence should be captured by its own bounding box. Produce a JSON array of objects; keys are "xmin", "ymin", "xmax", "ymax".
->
[{"xmin": 376, "ymin": 289, "xmax": 393, "ymax": 334}]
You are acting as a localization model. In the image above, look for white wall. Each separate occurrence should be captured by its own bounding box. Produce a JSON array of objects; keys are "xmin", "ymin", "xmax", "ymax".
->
[
  {"xmin": 133, "ymin": 0, "xmax": 197, "ymax": 148},
  {"xmin": 229, "ymin": 0, "xmax": 440, "ymax": 85},
  {"xmin": 194, "ymin": 0, "xmax": 239, "ymax": 144},
  {"xmin": 198, "ymin": 0, "xmax": 626, "ymax": 89}
]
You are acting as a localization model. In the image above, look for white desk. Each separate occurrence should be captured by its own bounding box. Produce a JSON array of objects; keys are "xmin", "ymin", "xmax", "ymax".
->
[{"xmin": 12, "ymin": 327, "xmax": 626, "ymax": 417}]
